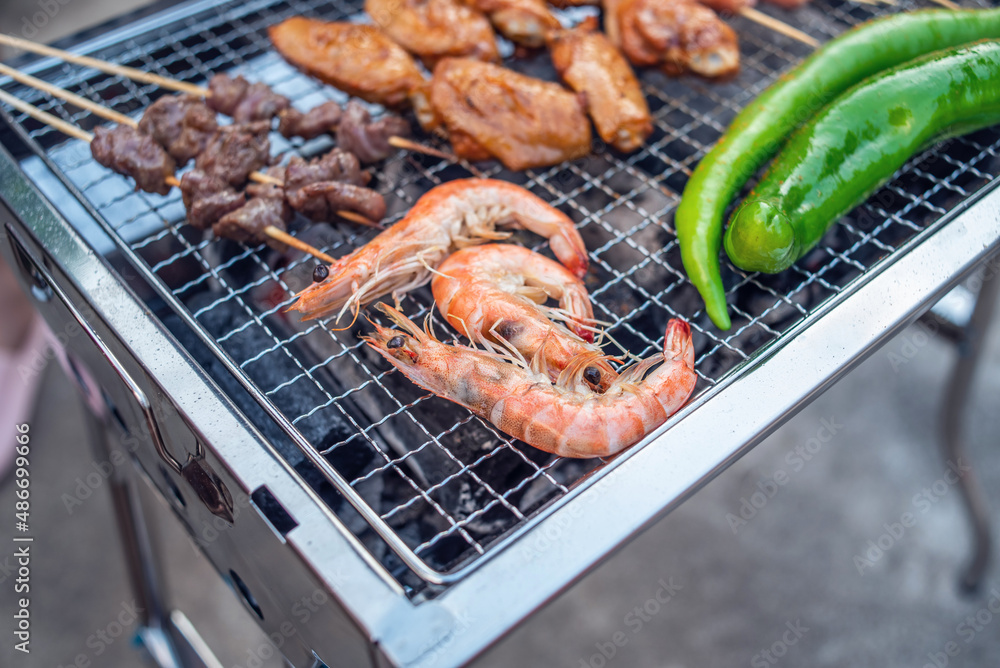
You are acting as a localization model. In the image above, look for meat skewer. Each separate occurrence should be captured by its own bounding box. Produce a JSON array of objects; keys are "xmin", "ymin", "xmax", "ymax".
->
[
  {"xmin": 0, "ymin": 33, "xmax": 464, "ymax": 169},
  {"xmin": 0, "ymin": 63, "xmax": 384, "ymax": 229},
  {"xmin": 0, "ymin": 88, "xmax": 338, "ymax": 264}
]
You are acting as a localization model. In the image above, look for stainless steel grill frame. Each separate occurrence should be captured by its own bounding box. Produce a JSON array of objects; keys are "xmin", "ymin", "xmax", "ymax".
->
[{"xmin": 2, "ymin": 0, "xmax": 999, "ymax": 665}]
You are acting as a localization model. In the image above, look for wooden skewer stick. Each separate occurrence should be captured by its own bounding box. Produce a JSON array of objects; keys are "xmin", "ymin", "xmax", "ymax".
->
[
  {"xmin": 0, "ymin": 33, "xmax": 474, "ymax": 170},
  {"xmin": 0, "ymin": 33, "xmax": 208, "ymax": 96},
  {"xmin": 738, "ymin": 8, "xmax": 820, "ymax": 48},
  {"xmin": 388, "ymin": 135, "xmax": 485, "ymax": 178},
  {"xmin": 255, "ymin": 227, "xmax": 338, "ymax": 263},
  {"xmin": 0, "ymin": 88, "xmax": 338, "ymax": 264},
  {"xmin": 928, "ymin": 0, "xmax": 959, "ymax": 8},
  {"xmin": 0, "ymin": 86, "xmax": 93, "ymax": 142},
  {"xmin": 0, "ymin": 64, "xmax": 380, "ymax": 229},
  {"xmin": 0, "ymin": 62, "xmax": 136, "ymax": 127},
  {"xmin": 336, "ymin": 209, "xmax": 385, "ymax": 229}
]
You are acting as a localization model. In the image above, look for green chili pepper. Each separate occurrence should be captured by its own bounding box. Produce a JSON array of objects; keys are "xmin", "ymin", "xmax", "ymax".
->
[
  {"xmin": 674, "ymin": 8, "xmax": 1000, "ymax": 330},
  {"xmin": 724, "ymin": 41, "xmax": 1000, "ymax": 273}
]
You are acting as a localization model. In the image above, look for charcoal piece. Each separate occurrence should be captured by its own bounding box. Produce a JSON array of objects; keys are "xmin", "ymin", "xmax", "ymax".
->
[
  {"xmin": 177, "ymin": 293, "xmax": 354, "ymax": 461},
  {"xmin": 293, "ymin": 460, "xmax": 383, "ymax": 544},
  {"xmin": 324, "ymin": 440, "xmax": 376, "ymax": 482},
  {"xmin": 434, "ymin": 478, "xmax": 512, "ymax": 537},
  {"xmin": 419, "ymin": 533, "xmax": 475, "ymax": 573},
  {"xmin": 91, "ymin": 125, "xmax": 176, "ymax": 195}
]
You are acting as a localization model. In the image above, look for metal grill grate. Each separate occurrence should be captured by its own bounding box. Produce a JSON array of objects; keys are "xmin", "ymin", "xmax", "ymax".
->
[{"xmin": 2, "ymin": 0, "xmax": 998, "ymax": 592}]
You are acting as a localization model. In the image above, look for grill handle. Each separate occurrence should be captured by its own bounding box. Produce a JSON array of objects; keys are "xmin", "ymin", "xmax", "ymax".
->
[
  {"xmin": 12, "ymin": 229, "xmax": 235, "ymax": 523},
  {"xmin": 6, "ymin": 226, "xmax": 182, "ymax": 474}
]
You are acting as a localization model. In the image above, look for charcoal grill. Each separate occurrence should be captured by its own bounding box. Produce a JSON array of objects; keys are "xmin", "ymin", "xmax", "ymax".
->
[{"xmin": 2, "ymin": 0, "xmax": 999, "ymax": 665}]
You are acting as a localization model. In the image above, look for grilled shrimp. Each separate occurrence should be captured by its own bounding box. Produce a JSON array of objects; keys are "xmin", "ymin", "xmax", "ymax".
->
[
  {"xmin": 432, "ymin": 244, "xmax": 618, "ymax": 391},
  {"xmin": 289, "ymin": 179, "xmax": 588, "ymax": 321},
  {"xmin": 364, "ymin": 304, "xmax": 696, "ymax": 458}
]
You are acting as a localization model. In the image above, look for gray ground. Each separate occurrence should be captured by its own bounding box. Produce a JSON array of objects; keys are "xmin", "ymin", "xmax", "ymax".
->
[{"xmin": 2, "ymin": 1, "xmax": 1000, "ymax": 666}]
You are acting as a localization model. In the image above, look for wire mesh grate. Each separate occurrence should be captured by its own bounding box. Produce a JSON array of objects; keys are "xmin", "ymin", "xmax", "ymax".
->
[{"xmin": 2, "ymin": 0, "xmax": 998, "ymax": 592}]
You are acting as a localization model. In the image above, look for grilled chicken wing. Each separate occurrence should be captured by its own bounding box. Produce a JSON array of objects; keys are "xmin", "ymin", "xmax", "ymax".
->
[
  {"xmin": 424, "ymin": 58, "xmax": 591, "ymax": 170},
  {"xmin": 696, "ymin": 0, "xmax": 755, "ymax": 12},
  {"xmin": 269, "ymin": 17, "xmax": 425, "ymax": 107},
  {"xmin": 548, "ymin": 18, "xmax": 652, "ymax": 152},
  {"xmin": 546, "ymin": 0, "xmax": 599, "ymax": 7},
  {"xmin": 366, "ymin": 0, "xmax": 499, "ymax": 67},
  {"xmin": 463, "ymin": 0, "xmax": 561, "ymax": 47},
  {"xmin": 605, "ymin": 0, "xmax": 740, "ymax": 79}
]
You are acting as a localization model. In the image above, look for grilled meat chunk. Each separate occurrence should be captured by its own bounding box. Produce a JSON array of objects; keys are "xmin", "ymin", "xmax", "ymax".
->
[
  {"xmin": 269, "ymin": 17, "xmax": 426, "ymax": 108},
  {"xmin": 237, "ymin": 151, "xmax": 383, "ymax": 222},
  {"xmin": 91, "ymin": 125, "xmax": 176, "ymax": 196},
  {"xmin": 605, "ymin": 0, "xmax": 740, "ymax": 79},
  {"xmin": 426, "ymin": 58, "xmax": 591, "ymax": 170},
  {"xmin": 284, "ymin": 150, "xmax": 382, "ymax": 221},
  {"xmin": 138, "ymin": 95, "xmax": 218, "ymax": 164},
  {"xmin": 278, "ymin": 101, "xmax": 343, "ymax": 139},
  {"xmin": 336, "ymin": 101, "xmax": 411, "ymax": 164},
  {"xmin": 548, "ymin": 19, "xmax": 652, "ymax": 152},
  {"xmin": 286, "ymin": 150, "xmax": 370, "ymax": 190},
  {"xmin": 464, "ymin": 0, "xmax": 561, "ymax": 47},
  {"xmin": 206, "ymin": 74, "xmax": 248, "ymax": 117},
  {"xmin": 179, "ymin": 169, "xmax": 246, "ymax": 230},
  {"xmin": 246, "ymin": 166, "xmax": 287, "ymax": 200},
  {"xmin": 366, "ymin": 0, "xmax": 499, "ymax": 67},
  {"xmin": 213, "ymin": 197, "xmax": 292, "ymax": 248},
  {"xmin": 206, "ymin": 74, "xmax": 290, "ymax": 122},
  {"xmin": 292, "ymin": 181, "xmax": 387, "ymax": 223},
  {"xmin": 195, "ymin": 121, "xmax": 271, "ymax": 187}
]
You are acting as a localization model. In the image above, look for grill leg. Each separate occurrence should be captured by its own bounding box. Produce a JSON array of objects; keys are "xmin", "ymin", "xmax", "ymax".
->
[
  {"xmin": 940, "ymin": 271, "xmax": 999, "ymax": 594},
  {"xmin": 83, "ymin": 400, "xmax": 231, "ymax": 668},
  {"xmin": 80, "ymin": 399, "xmax": 185, "ymax": 668}
]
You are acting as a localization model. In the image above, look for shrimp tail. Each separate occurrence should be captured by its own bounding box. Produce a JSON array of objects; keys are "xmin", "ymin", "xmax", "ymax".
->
[{"xmin": 663, "ymin": 319, "xmax": 694, "ymax": 367}]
